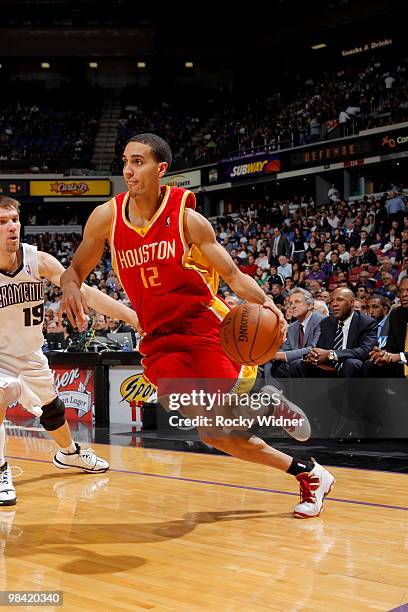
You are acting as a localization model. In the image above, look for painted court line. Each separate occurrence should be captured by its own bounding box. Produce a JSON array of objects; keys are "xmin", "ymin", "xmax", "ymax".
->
[{"xmin": 9, "ymin": 454, "xmax": 408, "ymax": 512}]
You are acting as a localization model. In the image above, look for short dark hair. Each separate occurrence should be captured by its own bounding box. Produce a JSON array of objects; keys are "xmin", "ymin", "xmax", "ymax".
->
[
  {"xmin": 0, "ymin": 195, "xmax": 20, "ymax": 213},
  {"xmin": 368, "ymin": 293, "xmax": 390, "ymax": 309},
  {"xmin": 127, "ymin": 133, "xmax": 172, "ymax": 168}
]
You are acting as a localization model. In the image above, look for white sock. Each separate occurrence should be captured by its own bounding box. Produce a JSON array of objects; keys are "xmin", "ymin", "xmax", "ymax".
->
[
  {"xmin": 60, "ymin": 441, "xmax": 77, "ymax": 454},
  {"xmin": 0, "ymin": 423, "xmax": 6, "ymax": 467}
]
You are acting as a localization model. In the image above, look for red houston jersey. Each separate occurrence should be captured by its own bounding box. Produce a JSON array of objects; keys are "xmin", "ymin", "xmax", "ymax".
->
[{"xmin": 110, "ymin": 185, "xmax": 221, "ymax": 334}]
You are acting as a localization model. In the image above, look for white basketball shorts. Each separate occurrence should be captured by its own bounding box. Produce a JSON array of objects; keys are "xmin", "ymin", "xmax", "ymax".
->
[{"xmin": 0, "ymin": 350, "xmax": 57, "ymax": 415}]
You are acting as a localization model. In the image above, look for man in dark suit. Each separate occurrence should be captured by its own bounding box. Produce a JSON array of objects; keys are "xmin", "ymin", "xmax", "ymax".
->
[
  {"xmin": 367, "ymin": 277, "xmax": 408, "ymax": 376},
  {"xmin": 269, "ymin": 227, "xmax": 290, "ymax": 266},
  {"xmin": 357, "ymin": 278, "xmax": 408, "ymax": 436},
  {"xmin": 290, "ymin": 287, "xmax": 377, "ymax": 377},
  {"xmin": 367, "ymin": 294, "xmax": 390, "ymax": 349},
  {"xmin": 266, "ymin": 288, "xmax": 324, "ymax": 379}
]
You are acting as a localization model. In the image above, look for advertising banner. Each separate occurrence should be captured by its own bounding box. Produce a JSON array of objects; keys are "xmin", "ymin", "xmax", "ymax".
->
[
  {"xmin": 161, "ymin": 170, "xmax": 201, "ymax": 189},
  {"xmin": 219, "ymin": 153, "xmax": 280, "ymax": 181},
  {"xmin": 379, "ymin": 128, "xmax": 408, "ymax": 155},
  {"xmin": 287, "ymin": 126, "xmax": 408, "ymax": 171},
  {"xmin": 7, "ymin": 366, "xmax": 95, "ymax": 423},
  {"xmin": 289, "ymin": 138, "xmax": 372, "ymax": 169},
  {"xmin": 29, "ymin": 179, "xmax": 111, "ymax": 197},
  {"xmin": 0, "ymin": 179, "xmax": 27, "ymax": 197},
  {"xmin": 109, "ymin": 366, "xmax": 157, "ymax": 427}
]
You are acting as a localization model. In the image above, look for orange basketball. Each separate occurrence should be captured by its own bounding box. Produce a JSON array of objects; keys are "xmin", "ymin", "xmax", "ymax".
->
[{"xmin": 220, "ymin": 303, "xmax": 283, "ymax": 366}]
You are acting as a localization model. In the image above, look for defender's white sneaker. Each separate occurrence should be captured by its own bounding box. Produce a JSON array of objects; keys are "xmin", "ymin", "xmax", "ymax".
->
[
  {"xmin": 294, "ymin": 460, "xmax": 335, "ymax": 518},
  {"xmin": 260, "ymin": 385, "xmax": 311, "ymax": 442},
  {"xmin": 0, "ymin": 463, "xmax": 17, "ymax": 506},
  {"xmin": 53, "ymin": 444, "xmax": 109, "ymax": 473}
]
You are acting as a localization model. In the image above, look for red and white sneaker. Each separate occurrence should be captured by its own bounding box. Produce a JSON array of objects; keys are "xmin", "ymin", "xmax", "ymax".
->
[
  {"xmin": 294, "ymin": 459, "xmax": 335, "ymax": 518},
  {"xmin": 260, "ymin": 385, "xmax": 311, "ymax": 442}
]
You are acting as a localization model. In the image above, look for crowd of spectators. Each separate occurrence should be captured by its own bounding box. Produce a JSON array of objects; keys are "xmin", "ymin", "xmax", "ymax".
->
[
  {"xmin": 34, "ymin": 187, "xmax": 408, "ymax": 381},
  {"xmin": 112, "ymin": 56, "xmax": 408, "ymax": 171},
  {"xmin": 0, "ymin": 82, "xmax": 101, "ymax": 171},
  {"xmin": 213, "ymin": 187, "xmax": 408, "ymax": 380},
  {"xmin": 1, "ymin": 55, "xmax": 407, "ymax": 174}
]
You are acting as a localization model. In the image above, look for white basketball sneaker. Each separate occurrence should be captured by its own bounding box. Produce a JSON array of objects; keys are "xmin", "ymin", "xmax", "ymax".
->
[
  {"xmin": 0, "ymin": 462, "xmax": 17, "ymax": 506},
  {"xmin": 53, "ymin": 444, "xmax": 109, "ymax": 473},
  {"xmin": 260, "ymin": 385, "xmax": 311, "ymax": 442},
  {"xmin": 293, "ymin": 459, "xmax": 335, "ymax": 519}
]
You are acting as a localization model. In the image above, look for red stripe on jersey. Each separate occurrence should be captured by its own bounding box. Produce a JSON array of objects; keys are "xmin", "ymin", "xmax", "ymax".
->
[{"xmin": 111, "ymin": 185, "xmax": 218, "ymax": 334}]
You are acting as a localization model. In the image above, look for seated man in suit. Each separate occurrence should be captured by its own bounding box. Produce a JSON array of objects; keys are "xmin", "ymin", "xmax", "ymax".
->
[
  {"xmin": 266, "ymin": 288, "xmax": 324, "ymax": 379},
  {"xmin": 357, "ymin": 278, "xmax": 408, "ymax": 436},
  {"xmin": 290, "ymin": 287, "xmax": 377, "ymax": 378},
  {"xmin": 367, "ymin": 277, "xmax": 408, "ymax": 377},
  {"xmin": 366, "ymin": 294, "xmax": 390, "ymax": 349}
]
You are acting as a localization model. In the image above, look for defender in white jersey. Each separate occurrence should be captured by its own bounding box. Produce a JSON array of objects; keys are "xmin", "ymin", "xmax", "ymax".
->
[{"xmin": 0, "ymin": 196, "xmax": 141, "ymax": 507}]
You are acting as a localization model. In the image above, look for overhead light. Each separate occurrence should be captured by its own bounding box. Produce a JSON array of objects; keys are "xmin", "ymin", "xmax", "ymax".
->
[
  {"xmin": 185, "ymin": 61, "xmax": 194, "ymax": 68},
  {"xmin": 89, "ymin": 62, "xmax": 98, "ymax": 68},
  {"xmin": 137, "ymin": 61, "xmax": 146, "ymax": 68},
  {"xmin": 0, "ymin": 64, "xmax": 2, "ymax": 69},
  {"xmin": 41, "ymin": 62, "xmax": 50, "ymax": 69},
  {"xmin": 311, "ymin": 43, "xmax": 327, "ymax": 50}
]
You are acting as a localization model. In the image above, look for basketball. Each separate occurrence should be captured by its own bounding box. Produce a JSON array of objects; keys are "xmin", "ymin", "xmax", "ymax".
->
[{"xmin": 220, "ymin": 303, "xmax": 283, "ymax": 366}]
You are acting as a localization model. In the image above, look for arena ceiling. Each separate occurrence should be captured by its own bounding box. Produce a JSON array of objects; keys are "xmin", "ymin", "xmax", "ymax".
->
[{"xmin": 0, "ymin": 0, "xmax": 405, "ymax": 58}]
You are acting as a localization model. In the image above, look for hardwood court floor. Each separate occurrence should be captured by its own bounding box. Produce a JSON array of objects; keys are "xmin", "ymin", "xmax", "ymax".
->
[{"xmin": 1, "ymin": 434, "xmax": 407, "ymax": 611}]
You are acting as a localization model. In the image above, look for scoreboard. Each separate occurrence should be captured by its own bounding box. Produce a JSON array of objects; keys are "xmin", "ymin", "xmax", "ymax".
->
[{"xmin": 0, "ymin": 179, "xmax": 27, "ymax": 197}]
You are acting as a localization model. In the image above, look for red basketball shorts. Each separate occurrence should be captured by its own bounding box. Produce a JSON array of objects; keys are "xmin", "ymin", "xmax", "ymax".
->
[{"xmin": 139, "ymin": 304, "xmax": 256, "ymax": 393}]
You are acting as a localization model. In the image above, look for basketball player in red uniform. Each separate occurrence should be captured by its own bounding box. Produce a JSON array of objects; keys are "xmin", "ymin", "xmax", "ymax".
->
[{"xmin": 61, "ymin": 134, "xmax": 334, "ymax": 518}]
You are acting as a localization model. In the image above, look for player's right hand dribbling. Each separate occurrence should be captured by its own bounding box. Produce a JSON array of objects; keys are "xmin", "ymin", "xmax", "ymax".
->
[
  {"xmin": 61, "ymin": 281, "xmax": 89, "ymax": 329},
  {"xmin": 262, "ymin": 297, "xmax": 287, "ymax": 343}
]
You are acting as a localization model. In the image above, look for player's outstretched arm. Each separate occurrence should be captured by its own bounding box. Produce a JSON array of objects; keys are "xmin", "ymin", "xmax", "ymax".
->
[
  {"xmin": 60, "ymin": 202, "xmax": 112, "ymax": 326},
  {"xmin": 38, "ymin": 251, "xmax": 141, "ymax": 332},
  {"xmin": 184, "ymin": 208, "xmax": 286, "ymax": 334},
  {"xmin": 81, "ymin": 285, "xmax": 142, "ymax": 333}
]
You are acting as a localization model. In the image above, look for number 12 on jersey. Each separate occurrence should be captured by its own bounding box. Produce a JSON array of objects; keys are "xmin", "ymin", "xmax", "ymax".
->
[{"xmin": 140, "ymin": 266, "xmax": 161, "ymax": 288}]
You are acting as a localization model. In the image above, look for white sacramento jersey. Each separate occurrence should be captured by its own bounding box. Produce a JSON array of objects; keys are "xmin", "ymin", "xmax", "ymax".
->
[{"xmin": 0, "ymin": 243, "xmax": 45, "ymax": 356}]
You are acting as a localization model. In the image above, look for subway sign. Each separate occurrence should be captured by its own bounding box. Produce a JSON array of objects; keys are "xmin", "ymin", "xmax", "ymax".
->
[{"xmin": 220, "ymin": 153, "xmax": 280, "ymax": 181}]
